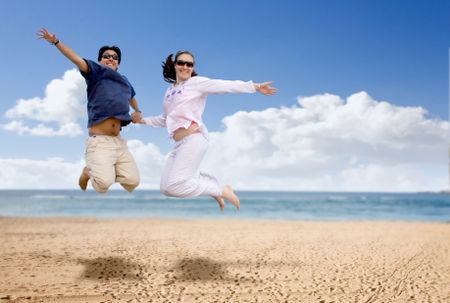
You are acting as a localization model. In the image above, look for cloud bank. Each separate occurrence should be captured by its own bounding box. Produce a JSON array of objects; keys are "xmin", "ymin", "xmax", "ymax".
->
[
  {"xmin": 203, "ymin": 91, "xmax": 448, "ymax": 191},
  {"xmin": 0, "ymin": 141, "xmax": 165, "ymax": 190},
  {"xmin": 1, "ymin": 91, "xmax": 448, "ymax": 192},
  {"xmin": 3, "ymin": 69, "xmax": 86, "ymax": 136}
]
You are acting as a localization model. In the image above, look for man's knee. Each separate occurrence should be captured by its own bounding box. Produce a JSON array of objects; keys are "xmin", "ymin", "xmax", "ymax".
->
[
  {"xmin": 91, "ymin": 175, "xmax": 115, "ymax": 193},
  {"xmin": 122, "ymin": 176, "xmax": 140, "ymax": 192}
]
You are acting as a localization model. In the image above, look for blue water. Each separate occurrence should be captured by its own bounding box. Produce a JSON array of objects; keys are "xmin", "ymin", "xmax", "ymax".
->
[{"xmin": 0, "ymin": 190, "xmax": 449, "ymax": 222}]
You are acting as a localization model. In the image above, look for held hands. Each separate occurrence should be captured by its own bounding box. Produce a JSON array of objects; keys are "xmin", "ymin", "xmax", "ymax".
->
[
  {"xmin": 256, "ymin": 82, "xmax": 277, "ymax": 95},
  {"xmin": 131, "ymin": 111, "xmax": 144, "ymax": 124},
  {"xmin": 36, "ymin": 28, "xmax": 59, "ymax": 45}
]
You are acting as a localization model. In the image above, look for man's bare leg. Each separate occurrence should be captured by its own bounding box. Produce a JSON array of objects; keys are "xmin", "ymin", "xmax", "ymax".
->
[{"xmin": 78, "ymin": 166, "xmax": 90, "ymax": 191}]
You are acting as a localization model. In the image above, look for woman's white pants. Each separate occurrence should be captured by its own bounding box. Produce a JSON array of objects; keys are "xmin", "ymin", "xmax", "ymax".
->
[{"xmin": 160, "ymin": 133, "xmax": 222, "ymax": 198}]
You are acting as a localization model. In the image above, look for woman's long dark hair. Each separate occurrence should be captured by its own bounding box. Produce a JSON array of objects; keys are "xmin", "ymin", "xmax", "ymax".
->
[{"xmin": 162, "ymin": 50, "xmax": 198, "ymax": 83}]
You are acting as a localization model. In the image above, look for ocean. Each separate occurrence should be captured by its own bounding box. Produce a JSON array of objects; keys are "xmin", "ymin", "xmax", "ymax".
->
[{"xmin": 1, "ymin": 190, "xmax": 449, "ymax": 222}]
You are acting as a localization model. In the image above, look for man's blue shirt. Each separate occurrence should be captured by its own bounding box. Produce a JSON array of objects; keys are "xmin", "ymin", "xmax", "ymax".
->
[{"xmin": 81, "ymin": 59, "xmax": 135, "ymax": 127}]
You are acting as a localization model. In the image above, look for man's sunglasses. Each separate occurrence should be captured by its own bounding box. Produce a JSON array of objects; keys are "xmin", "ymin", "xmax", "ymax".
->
[
  {"xmin": 102, "ymin": 54, "xmax": 119, "ymax": 61},
  {"xmin": 175, "ymin": 60, "xmax": 194, "ymax": 68}
]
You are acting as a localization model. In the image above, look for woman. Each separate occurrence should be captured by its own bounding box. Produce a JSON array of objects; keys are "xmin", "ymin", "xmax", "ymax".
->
[{"xmin": 143, "ymin": 51, "xmax": 276, "ymax": 210}]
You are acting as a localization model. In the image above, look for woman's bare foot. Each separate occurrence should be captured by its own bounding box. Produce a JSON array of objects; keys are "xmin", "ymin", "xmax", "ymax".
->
[
  {"xmin": 78, "ymin": 167, "xmax": 90, "ymax": 191},
  {"xmin": 213, "ymin": 196, "xmax": 225, "ymax": 211},
  {"xmin": 222, "ymin": 185, "xmax": 240, "ymax": 209}
]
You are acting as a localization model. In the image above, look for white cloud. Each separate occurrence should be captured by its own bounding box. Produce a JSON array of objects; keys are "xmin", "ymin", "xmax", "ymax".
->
[
  {"xmin": 0, "ymin": 157, "xmax": 85, "ymax": 189},
  {"xmin": 127, "ymin": 139, "xmax": 166, "ymax": 189},
  {"xmin": 0, "ymin": 91, "xmax": 448, "ymax": 192},
  {"xmin": 0, "ymin": 141, "xmax": 165, "ymax": 190},
  {"xmin": 202, "ymin": 91, "xmax": 449, "ymax": 192},
  {"xmin": 3, "ymin": 69, "xmax": 86, "ymax": 137},
  {"xmin": 3, "ymin": 120, "xmax": 83, "ymax": 136}
]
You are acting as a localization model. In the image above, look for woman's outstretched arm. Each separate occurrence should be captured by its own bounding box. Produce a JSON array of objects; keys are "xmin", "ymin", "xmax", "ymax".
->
[{"xmin": 255, "ymin": 81, "xmax": 277, "ymax": 95}]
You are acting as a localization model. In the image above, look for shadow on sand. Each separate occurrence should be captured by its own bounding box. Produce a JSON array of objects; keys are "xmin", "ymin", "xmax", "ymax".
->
[
  {"xmin": 171, "ymin": 257, "xmax": 229, "ymax": 281},
  {"xmin": 78, "ymin": 256, "xmax": 144, "ymax": 281}
]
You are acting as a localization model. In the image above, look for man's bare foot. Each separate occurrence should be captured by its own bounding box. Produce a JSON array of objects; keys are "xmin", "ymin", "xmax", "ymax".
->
[
  {"xmin": 213, "ymin": 196, "xmax": 225, "ymax": 211},
  {"xmin": 222, "ymin": 185, "xmax": 240, "ymax": 209},
  {"xmin": 78, "ymin": 167, "xmax": 90, "ymax": 191}
]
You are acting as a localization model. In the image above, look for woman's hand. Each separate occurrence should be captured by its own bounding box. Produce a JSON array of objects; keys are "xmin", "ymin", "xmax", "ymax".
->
[
  {"xmin": 131, "ymin": 111, "xmax": 144, "ymax": 124},
  {"xmin": 36, "ymin": 28, "xmax": 58, "ymax": 44},
  {"xmin": 256, "ymin": 82, "xmax": 277, "ymax": 95}
]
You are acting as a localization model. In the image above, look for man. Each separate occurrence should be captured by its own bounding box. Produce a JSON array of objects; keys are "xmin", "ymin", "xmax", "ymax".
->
[{"xmin": 37, "ymin": 28, "xmax": 142, "ymax": 193}]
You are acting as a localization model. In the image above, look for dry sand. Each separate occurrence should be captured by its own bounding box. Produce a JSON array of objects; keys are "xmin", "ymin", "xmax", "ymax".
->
[{"xmin": 0, "ymin": 217, "xmax": 449, "ymax": 303}]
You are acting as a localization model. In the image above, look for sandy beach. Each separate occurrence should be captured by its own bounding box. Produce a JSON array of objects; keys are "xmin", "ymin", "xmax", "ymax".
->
[{"xmin": 0, "ymin": 217, "xmax": 449, "ymax": 303}]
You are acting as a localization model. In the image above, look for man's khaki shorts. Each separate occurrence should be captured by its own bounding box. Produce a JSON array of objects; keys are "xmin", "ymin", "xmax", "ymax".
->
[{"xmin": 85, "ymin": 135, "xmax": 140, "ymax": 193}]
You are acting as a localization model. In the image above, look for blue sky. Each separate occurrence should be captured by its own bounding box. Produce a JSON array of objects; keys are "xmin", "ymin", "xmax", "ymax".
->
[{"xmin": 0, "ymin": 0, "xmax": 449, "ymax": 191}]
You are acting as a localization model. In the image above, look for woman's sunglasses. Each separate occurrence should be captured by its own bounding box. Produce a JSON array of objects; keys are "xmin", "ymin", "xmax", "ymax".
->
[{"xmin": 175, "ymin": 60, "xmax": 194, "ymax": 68}]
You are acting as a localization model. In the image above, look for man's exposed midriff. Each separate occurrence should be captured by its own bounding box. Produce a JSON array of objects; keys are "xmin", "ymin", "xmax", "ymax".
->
[{"xmin": 89, "ymin": 117, "xmax": 122, "ymax": 136}]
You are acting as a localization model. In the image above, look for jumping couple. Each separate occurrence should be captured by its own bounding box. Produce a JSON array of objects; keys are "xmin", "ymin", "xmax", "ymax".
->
[{"xmin": 37, "ymin": 28, "xmax": 277, "ymax": 211}]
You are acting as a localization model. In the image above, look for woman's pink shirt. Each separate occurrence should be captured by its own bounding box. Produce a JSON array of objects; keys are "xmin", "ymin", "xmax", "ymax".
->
[{"xmin": 143, "ymin": 76, "xmax": 256, "ymax": 138}]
